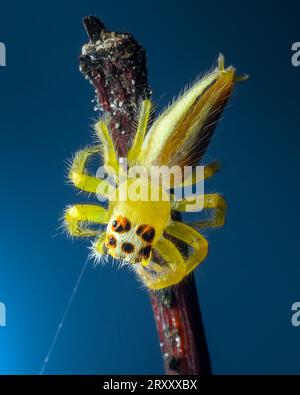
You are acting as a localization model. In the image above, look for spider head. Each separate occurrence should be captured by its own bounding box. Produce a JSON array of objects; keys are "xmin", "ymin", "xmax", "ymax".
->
[
  {"xmin": 101, "ymin": 178, "xmax": 171, "ymax": 264},
  {"xmin": 104, "ymin": 215, "xmax": 156, "ymax": 264}
]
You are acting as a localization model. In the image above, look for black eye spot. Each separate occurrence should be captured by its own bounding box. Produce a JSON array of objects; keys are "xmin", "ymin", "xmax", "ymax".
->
[
  {"xmin": 107, "ymin": 235, "xmax": 116, "ymax": 248},
  {"xmin": 122, "ymin": 243, "xmax": 134, "ymax": 253},
  {"xmin": 136, "ymin": 226, "xmax": 142, "ymax": 236},
  {"xmin": 139, "ymin": 245, "xmax": 152, "ymax": 259},
  {"xmin": 112, "ymin": 216, "xmax": 131, "ymax": 233},
  {"xmin": 136, "ymin": 225, "xmax": 155, "ymax": 242},
  {"xmin": 124, "ymin": 221, "xmax": 131, "ymax": 232}
]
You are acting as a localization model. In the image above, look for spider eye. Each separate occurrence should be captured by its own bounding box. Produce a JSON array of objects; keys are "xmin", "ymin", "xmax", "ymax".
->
[
  {"xmin": 122, "ymin": 243, "xmax": 134, "ymax": 253},
  {"xmin": 136, "ymin": 225, "xmax": 155, "ymax": 242},
  {"xmin": 106, "ymin": 235, "xmax": 117, "ymax": 248},
  {"xmin": 111, "ymin": 216, "xmax": 131, "ymax": 232}
]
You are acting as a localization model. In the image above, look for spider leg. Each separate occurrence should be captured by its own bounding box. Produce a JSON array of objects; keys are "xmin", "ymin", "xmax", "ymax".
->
[
  {"xmin": 127, "ymin": 99, "xmax": 152, "ymax": 164},
  {"xmin": 172, "ymin": 193, "xmax": 226, "ymax": 227},
  {"xmin": 139, "ymin": 258, "xmax": 167, "ymax": 274},
  {"xmin": 94, "ymin": 120, "xmax": 119, "ymax": 172},
  {"xmin": 92, "ymin": 232, "xmax": 107, "ymax": 255},
  {"xmin": 192, "ymin": 193, "xmax": 226, "ymax": 228},
  {"xmin": 165, "ymin": 221, "xmax": 208, "ymax": 275},
  {"xmin": 136, "ymin": 237, "xmax": 186, "ymax": 290},
  {"xmin": 174, "ymin": 161, "xmax": 221, "ymax": 188},
  {"xmin": 202, "ymin": 161, "xmax": 221, "ymax": 180},
  {"xmin": 64, "ymin": 204, "xmax": 108, "ymax": 237},
  {"xmin": 68, "ymin": 145, "xmax": 113, "ymax": 196}
]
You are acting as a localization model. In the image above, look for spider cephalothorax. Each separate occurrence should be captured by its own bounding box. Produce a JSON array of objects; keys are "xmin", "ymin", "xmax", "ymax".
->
[
  {"xmin": 104, "ymin": 177, "xmax": 171, "ymax": 265},
  {"xmin": 64, "ymin": 55, "xmax": 246, "ymax": 290}
]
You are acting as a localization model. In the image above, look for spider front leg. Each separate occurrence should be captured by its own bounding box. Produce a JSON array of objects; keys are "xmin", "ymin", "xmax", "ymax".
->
[
  {"xmin": 68, "ymin": 145, "xmax": 113, "ymax": 197},
  {"xmin": 127, "ymin": 99, "xmax": 151, "ymax": 164},
  {"xmin": 136, "ymin": 237, "xmax": 186, "ymax": 290},
  {"xmin": 165, "ymin": 221, "xmax": 208, "ymax": 275},
  {"xmin": 64, "ymin": 204, "xmax": 108, "ymax": 237},
  {"xmin": 91, "ymin": 232, "xmax": 107, "ymax": 256},
  {"xmin": 94, "ymin": 120, "xmax": 119, "ymax": 172}
]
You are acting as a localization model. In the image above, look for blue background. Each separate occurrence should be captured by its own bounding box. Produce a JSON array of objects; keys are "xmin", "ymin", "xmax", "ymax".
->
[{"xmin": 0, "ymin": 0, "xmax": 299, "ymax": 374}]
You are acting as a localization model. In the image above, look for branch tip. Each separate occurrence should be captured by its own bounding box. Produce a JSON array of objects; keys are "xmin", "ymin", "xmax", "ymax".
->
[{"xmin": 82, "ymin": 16, "xmax": 107, "ymax": 43}]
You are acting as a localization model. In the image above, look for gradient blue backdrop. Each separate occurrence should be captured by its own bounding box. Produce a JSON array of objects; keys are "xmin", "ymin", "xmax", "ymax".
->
[{"xmin": 0, "ymin": 0, "xmax": 299, "ymax": 374}]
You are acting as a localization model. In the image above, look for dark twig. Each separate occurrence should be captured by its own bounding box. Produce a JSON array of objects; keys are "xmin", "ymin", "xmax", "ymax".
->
[
  {"xmin": 80, "ymin": 16, "xmax": 212, "ymax": 375},
  {"xmin": 80, "ymin": 16, "xmax": 150, "ymax": 157}
]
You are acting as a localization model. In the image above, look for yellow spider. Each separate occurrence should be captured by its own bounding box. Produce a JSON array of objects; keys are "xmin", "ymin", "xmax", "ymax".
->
[{"xmin": 64, "ymin": 55, "xmax": 246, "ymax": 290}]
